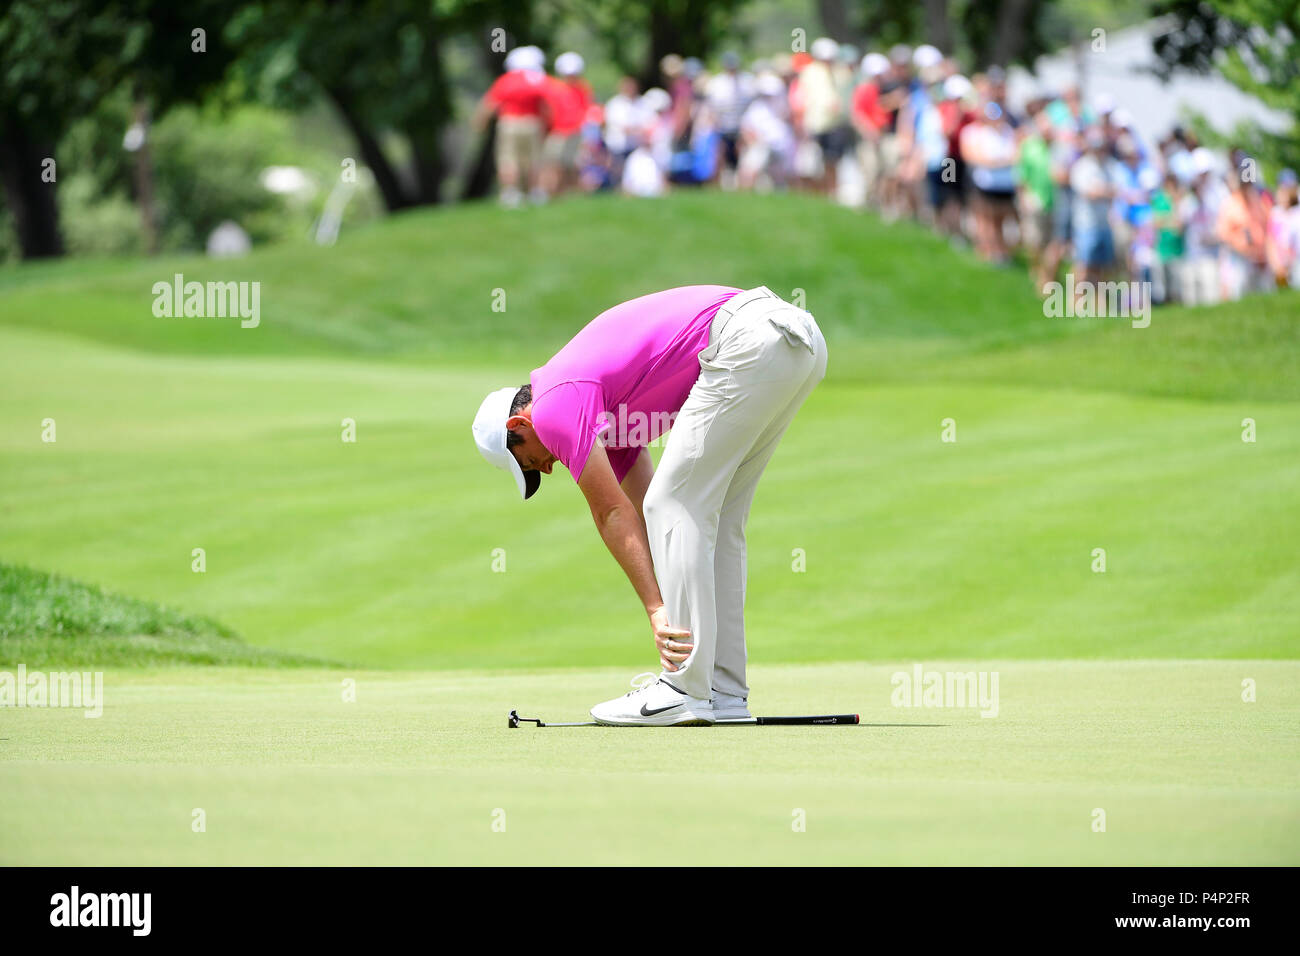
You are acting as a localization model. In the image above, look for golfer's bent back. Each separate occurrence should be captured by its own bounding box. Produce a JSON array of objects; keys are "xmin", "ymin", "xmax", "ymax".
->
[{"xmin": 472, "ymin": 285, "xmax": 827, "ymax": 725}]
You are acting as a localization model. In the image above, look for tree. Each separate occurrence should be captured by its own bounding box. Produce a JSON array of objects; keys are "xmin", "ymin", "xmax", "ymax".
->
[
  {"xmin": 811, "ymin": 0, "xmax": 1058, "ymax": 68},
  {"xmin": 1149, "ymin": 0, "xmax": 1300, "ymax": 172},
  {"xmin": 576, "ymin": 0, "xmax": 754, "ymax": 91},
  {"xmin": 230, "ymin": 0, "xmax": 561, "ymax": 211},
  {"xmin": 0, "ymin": 0, "xmax": 231, "ymax": 259}
]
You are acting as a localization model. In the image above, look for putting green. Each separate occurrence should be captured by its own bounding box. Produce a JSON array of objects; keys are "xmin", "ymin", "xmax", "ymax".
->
[
  {"xmin": 1, "ymin": 661, "xmax": 1295, "ymax": 865},
  {"xmin": 2, "ymin": 191, "xmax": 1296, "ymax": 865}
]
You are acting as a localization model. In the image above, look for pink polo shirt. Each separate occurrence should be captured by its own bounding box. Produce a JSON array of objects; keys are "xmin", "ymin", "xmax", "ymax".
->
[{"xmin": 530, "ymin": 285, "xmax": 742, "ymax": 483}]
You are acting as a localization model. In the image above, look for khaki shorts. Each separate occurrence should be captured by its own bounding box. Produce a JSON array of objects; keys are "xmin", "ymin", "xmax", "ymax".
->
[
  {"xmin": 1017, "ymin": 195, "xmax": 1052, "ymax": 251},
  {"xmin": 879, "ymin": 133, "xmax": 902, "ymax": 174},
  {"xmin": 543, "ymin": 131, "xmax": 582, "ymax": 169},
  {"xmin": 496, "ymin": 116, "xmax": 542, "ymax": 175},
  {"xmin": 857, "ymin": 138, "xmax": 883, "ymax": 194}
]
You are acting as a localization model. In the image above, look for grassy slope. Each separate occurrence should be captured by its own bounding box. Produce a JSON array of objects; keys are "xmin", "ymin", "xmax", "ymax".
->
[
  {"xmin": 1, "ymin": 191, "xmax": 1297, "ymax": 667},
  {"xmin": 0, "ymin": 562, "xmax": 324, "ymax": 667},
  {"xmin": 2, "ymin": 661, "xmax": 1295, "ymax": 865},
  {"xmin": 2, "ymin": 192, "xmax": 1296, "ymax": 399}
]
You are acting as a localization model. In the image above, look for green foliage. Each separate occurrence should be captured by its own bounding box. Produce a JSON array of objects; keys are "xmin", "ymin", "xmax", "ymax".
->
[
  {"xmin": 58, "ymin": 176, "xmax": 143, "ymax": 257},
  {"xmin": 37, "ymin": 98, "xmax": 382, "ymax": 259},
  {"xmin": 148, "ymin": 105, "xmax": 297, "ymax": 249},
  {"xmin": 1153, "ymin": 0, "xmax": 1300, "ymax": 172},
  {"xmin": 0, "ymin": 562, "xmax": 327, "ymax": 667}
]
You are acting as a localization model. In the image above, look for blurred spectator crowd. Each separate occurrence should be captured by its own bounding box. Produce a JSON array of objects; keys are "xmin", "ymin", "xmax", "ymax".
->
[{"xmin": 476, "ymin": 40, "xmax": 1300, "ymax": 304}]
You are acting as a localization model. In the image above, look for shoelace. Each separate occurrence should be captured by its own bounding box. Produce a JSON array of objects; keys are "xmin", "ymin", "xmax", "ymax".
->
[{"xmin": 625, "ymin": 672, "xmax": 659, "ymax": 696}]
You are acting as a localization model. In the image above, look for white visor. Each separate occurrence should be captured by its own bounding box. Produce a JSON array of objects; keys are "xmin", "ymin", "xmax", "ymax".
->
[{"xmin": 472, "ymin": 386, "xmax": 540, "ymax": 500}]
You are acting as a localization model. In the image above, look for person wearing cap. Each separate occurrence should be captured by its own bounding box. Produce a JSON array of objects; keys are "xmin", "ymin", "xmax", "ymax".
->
[
  {"xmin": 1111, "ymin": 133, "xmax": 1157, "ymax": 285},
  {"xmin": 924, "ymin": 73, "xmax": 970, "ymax": 238},
  {"xmin": 704, "ymin": 52, "xmax": 753, "ymax": 187},
  {"xmin": 540, "ymin": 52, "xmax": 593, "ymax": 198},
  {"xmin": 876, "ymin": 45, "xmax": 914, "ymax": 217},
  {"xmin": 897, "ymin": 46, "xmax": 947, "ymax": 213},
  {"xmin": 659, "ymin": 54, "xmax": 695, "ymax": 143},
  {"xmin": 851, "ymin": 53, "xmax": 891, "ymax": 206},
  {"xmin": 1180, "ymin": 148, "xmax": 1225, "ymax": 305},
  {"xmin": 1216, "ymin": 158, "xmax": 1275, "ymax": 300},
  {"xmin": 603, "ymin": 76, "xmax": 644, "ymax": 186},
  {"xmin": 630, "ymin": 87, "xmax": 674, "ymax": 191},
  {"xmin": 475, "ymin": 46, "xmax": 550, "ymax": 207},
  {"xmin": 737, "ymin": 72, "xmax": 794, "ymax": 190},
  {"xmin": 1069, "ymin": 126, "xmax": 1118, "ymax": 287},
  {"xmin": 471, "ymin": 286, "xmax": 828, "ymax": 725},
  {"xmin": 795, "ymin": 38, "xmax": 846, "ymax": 195},
  {"xmin": 960, "ymin": 99, "xmax": 1018, "ymax": 263}
]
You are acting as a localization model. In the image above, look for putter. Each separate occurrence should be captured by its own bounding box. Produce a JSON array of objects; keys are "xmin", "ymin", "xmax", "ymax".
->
[
  {"xmin": 508, "ymin": 710, "xmax": 596, "ymax": 728},
  {"xmin": 509, "ymin": 709, "xmax": 859, "ymax": 727}
]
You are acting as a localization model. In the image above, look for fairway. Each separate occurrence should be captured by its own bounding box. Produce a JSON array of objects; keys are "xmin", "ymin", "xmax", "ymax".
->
[
  {"xmin": 2, "ymin": 320, "xmax": 1297, "ymax": 667},
  {"xmin": 1, "ymin": 661, "xmax": 1295, "ymax": 865},
  {"xmin": 2, "ymin": 191, "xmax": 1298, "ymax": 866}
]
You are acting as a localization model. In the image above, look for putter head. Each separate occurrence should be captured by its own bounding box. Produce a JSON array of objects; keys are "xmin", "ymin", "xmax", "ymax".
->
[
  {"xmin": 508, "ymin": 709, "xmax": 520, "ymax": 728},
  {"xmin": 508, "ymin": 709, "xmax": 544, "ymax": 728}
]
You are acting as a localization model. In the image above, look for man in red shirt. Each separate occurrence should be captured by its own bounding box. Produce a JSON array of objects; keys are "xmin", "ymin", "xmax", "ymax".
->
[
  {"xmin": 851, "ymin": 53, "xmax": 890, "ymax": 205},
  {"xmin": 475, "ymin": 46, "xmax": 550, "ymax": 206},
  {"xmin": 540, "ymin": 52, "xmax": 593, "ymax": 198}
]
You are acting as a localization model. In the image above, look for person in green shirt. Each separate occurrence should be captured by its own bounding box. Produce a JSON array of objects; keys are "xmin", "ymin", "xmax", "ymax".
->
[
  {"xmin": 1150, "ymin": 172, "xmax": 1186, "ymax": 304},
  {"xmin": 1016, "ymin": 106, "xmax": 1056, "ymax": 288}
]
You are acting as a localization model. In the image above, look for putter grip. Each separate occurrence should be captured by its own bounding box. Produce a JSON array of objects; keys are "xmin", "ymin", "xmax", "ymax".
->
[{"xmin": 755, "ymin": 714, "xmax": 859, "ymax": 725}]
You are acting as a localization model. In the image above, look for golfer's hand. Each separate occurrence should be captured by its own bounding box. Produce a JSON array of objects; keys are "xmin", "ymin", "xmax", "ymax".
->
[{"xmin": 649, "ymin": 605, "xmax": 692, "ymax": 672}]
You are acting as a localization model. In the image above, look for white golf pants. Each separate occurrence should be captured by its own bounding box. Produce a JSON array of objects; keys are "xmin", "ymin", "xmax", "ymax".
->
[{"xmin": 643, "ymin": 286, "xmax": 828, "ymax": 701}]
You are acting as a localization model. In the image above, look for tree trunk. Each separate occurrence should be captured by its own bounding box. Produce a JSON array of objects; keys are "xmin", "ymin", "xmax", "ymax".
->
[
  {"xmin": 460, "ymin": 36, "xmax": 507, "ymax": 201},
  {"xmin": 322, "ymin": 86, "xmax": 412, "ymax": 211},
  {"xmin": 989, "ymin": 0, "xmax": 1034, "ymax": 67},
  {"xmin": 0, "ymin": 114, "xmax": 64, "ymax": 259},
  {"xmin": 406, "ymin": 125, "xmax": 447, "ymax": 205},
  {"xmin": 130, "ymin": 101, "xmax": 159, "ymax": 255},
  {"xmin": 460, "ymin": 116, "xmax": 498, "ymax": 201},
  {"xmin": 405, "ymin": 20, "xmax": 452, "ymax": 205},
  {"xmin": 817, "ymin": 0, "xmax": 864, "ymax": 45},
  {"xmin": 923, "ymin": 0, "xmax": 953, "ymax": 54},
  {"xmin": 644, "ymin": 1, "xmax": 713, "ymax": 91}
]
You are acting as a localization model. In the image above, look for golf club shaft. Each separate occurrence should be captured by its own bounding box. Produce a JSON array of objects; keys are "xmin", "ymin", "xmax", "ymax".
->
[
  {"xmin": 512, "ymin": 713, "xmax": 860, "ymax": 726},
  {"xmin": 720, "ymin": 714, "xmax": 860, "ymax": 725}
]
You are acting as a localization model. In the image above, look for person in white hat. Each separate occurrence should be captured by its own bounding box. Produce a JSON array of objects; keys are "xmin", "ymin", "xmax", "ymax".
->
[
  {"xmin": 540, "ymin": 52, "xmax": 592, "ymax": 197},
  {"xmin": 475, "ymin": 45, "xmax": 550, "ymax": 207},
  {"xmin": 797, "ymin": 38, "xmax": 846, "ymax": 195},
  {"xmin": 851, "ymin": 53, "xmax": 892, "ymax": 205},
  {"xmin": 472, "ymin": 285, "xmax": 828, "ymax": 725},
  {"xmin": 737, "ymin": 72, "xmax": 794, "ymax": 190}
]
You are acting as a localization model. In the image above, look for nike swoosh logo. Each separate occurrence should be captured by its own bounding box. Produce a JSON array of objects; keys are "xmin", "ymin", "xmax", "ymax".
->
[{"xmin": 640, "ymin": 702, "xmax": 684, "ymax": 716}]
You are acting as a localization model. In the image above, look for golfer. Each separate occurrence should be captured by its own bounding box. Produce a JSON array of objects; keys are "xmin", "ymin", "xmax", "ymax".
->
[{"xmin": 472, "ymin": 286, "xmax": 827, "ymax": 725}]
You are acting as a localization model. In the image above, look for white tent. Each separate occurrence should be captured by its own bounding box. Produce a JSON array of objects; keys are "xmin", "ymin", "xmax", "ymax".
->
[{"xmin": 1007, "ymin": 18, "xmax": 1291, "ymax": 144}]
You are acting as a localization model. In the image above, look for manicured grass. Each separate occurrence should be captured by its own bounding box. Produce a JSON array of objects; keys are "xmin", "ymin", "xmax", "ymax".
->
[
  {"xmin": 1, "ymin": 661, "xmax": 1294, "ymax": 865},
  {"xmin": 1, "ymin": 320, "xmax": 1296, "ymax": 667},
  {"xmin": 1, "ymin": 190, "xmax": 1296, "ymax": 864},
  {"xmin": 3, "ymin": 191, "xmax": 1296, "ymax": 401},
  {"xmin": 0, "ymin": 562, "xmax": 323, "ymax": 668}
]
